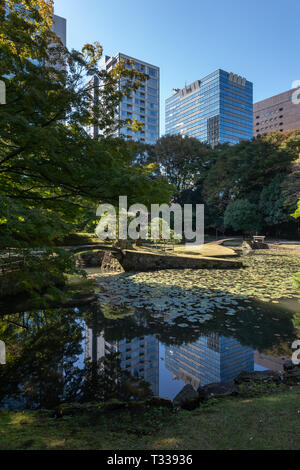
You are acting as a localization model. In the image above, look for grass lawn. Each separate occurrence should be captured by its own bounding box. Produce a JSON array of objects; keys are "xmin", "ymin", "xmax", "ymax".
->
[{"xmin": 1, "ymin": 389, "xmax": 299, "ymax": 450}]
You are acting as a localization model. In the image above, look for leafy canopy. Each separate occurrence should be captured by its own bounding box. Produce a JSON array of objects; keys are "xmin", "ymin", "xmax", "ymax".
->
[{"xmin": 0, "ymin": 0, "xmax": 173, "ymax": 301}]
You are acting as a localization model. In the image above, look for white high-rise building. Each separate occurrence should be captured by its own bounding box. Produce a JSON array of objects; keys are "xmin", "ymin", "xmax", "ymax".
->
[{"xmin": 99, "ymin": 53, "xmax": 160, "ymax": 145}]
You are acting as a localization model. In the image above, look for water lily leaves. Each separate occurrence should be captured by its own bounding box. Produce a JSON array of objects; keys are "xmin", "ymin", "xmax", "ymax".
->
[{"xmin": 91, "ymin": 253, "xmax": 300, "ymax": 326}]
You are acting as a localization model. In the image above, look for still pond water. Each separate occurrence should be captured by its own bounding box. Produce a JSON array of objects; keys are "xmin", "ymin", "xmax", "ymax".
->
[{"xmin": 1, "ymin": 250, "xmax": 300, "ymax": 408}]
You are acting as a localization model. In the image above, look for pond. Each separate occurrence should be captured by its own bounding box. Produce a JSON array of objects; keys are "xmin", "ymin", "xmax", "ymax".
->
[{"xmin": 0, "ymin": 250, "xmax": 299, "ymax": 409}]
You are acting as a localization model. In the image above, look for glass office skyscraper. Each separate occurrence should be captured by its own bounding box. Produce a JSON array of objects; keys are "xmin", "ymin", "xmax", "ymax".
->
[
  {"xmin": 165, "ymin": 334, "xmax": 254, "ymax": 389},
  {"xmin": 99, "ymin": 53, "xmax": 160, "ymax": 145},
  {"xmin": 52, "ymin": 14, "xmax": 67, "ymax": 47},
  {"xmin": 165, "ymin": 69, "xmax": 253, "ymax": 146}
]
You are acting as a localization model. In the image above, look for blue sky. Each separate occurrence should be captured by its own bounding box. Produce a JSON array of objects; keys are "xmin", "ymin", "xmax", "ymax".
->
[{"xmin": 54, "ymin": 0, "xmax": 300, "ymax": 135}]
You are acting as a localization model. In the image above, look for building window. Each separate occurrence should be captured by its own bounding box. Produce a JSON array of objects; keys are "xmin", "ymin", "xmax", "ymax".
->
[{"xmin": 148, "ymin": 68, "xmax": 157, "ymax": 77}]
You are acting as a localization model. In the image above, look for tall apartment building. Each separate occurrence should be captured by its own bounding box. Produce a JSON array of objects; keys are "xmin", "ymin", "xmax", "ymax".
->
[
  {"xmin": 99, "ymin": 53, "xmax": 160, "ymax": 144},
  {"xmin": 165, "ymin": 69, "xmax": 253, "ymax": 146},
  {"xmin": 253, "ymin": 89, "xmax": 300, "ymax": 136},
  {"xmin": 165, "ymin": 334, "xmax": 254, "ymax": 389},
  {"xmin": 52, "ymin": 14, "xmax": 67, "ymax": 46},
  {"xmin": 85, "ymin": 328, "xmax": 159, "ymax": 396}
]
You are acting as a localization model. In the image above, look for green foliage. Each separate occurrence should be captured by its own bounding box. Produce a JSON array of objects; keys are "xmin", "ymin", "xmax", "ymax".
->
[
  {"xmin": 198, "ymin": 133, "xmax": 300, "ymax": 235},
  {"xmin": 294, "ymin": 272, "xmax": 300, "ymax": 288},
  {"xmin": 56, "ymin": 232, "xmax": 104, "ymax": 247},
  {"xmin": 259, "ymin": 174, "xmax": 292, "ymax": 227},
  {"xmin": 224, "ymin": 199, "xmax": 262, "ymax": 234},
  {"xmin": 0, "ymin": 249, "xmax": 78, "ymax": 305},
  {"xmin": 292, "ymin": 312, "xmax": 300, "ymax": 330},
  {"xmin": 0, "ymin": 1, "xmax": 173, "ymax": 303},
  {"xmin": 140, "ymin": 131, "xmax": 300, "ymax": 236},
  {"xmin": 203, "ymin": 136, "xmax": 296, "ymax": 210},
  {"xmin": 237, "ymin": 382, "xmax": 280, "ymax": 398},
  {"xmin": 292, "ymin": 200, "xmax": 300, "ymax": 219},
  {"xmin": 282, "ymin": 158, "xmax": 300, "ymax": 211},
  {"xmin": 140, "ymin": 135, "xmax": 210, "ymax": 192}
]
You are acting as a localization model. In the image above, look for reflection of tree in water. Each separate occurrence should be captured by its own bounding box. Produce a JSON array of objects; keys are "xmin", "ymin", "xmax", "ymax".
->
[
  {"xmin": 0, "ymin": 309, "xmax": 152, "ymax": 409},
  {"xmin": 0, "ymin": 309, "xmax": 82, "ymax": 409},
  {"xmin": 65, "ymin": 353, "xmax": 153, "ymax": 404},
  {"xmin": 82, "ymin": 299, "xmax": 297, "ymax": 353},
  {"xmin": 0, "ymin": 295, "xmax": 298, "ymax": 410}
]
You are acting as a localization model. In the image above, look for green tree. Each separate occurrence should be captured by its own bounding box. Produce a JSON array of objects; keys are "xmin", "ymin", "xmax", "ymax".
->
[
  {"xmin": 146, "ymin": 134, "xmax": 210, "ymax": 192},
  {"xmin": 203, "ymin": 135, "xmax": 297, "ymax": 212},
  {"xmin": 0, "ymin": 0, "xmax": 173, "ymax": 302},
  {"xmin": 224, "ymin": 199, "xmax": 262, "ymax": 235},
  {"xmin": 282, "ymin": 158, "xmax": 300, "ymax": 211},
  {"xmin": 259, "ymin": 174, "xmax": 293, "ymax": 228},
  {"xmin": 292, "ymin": 201, "xmax": 300, "ymax": 220}
]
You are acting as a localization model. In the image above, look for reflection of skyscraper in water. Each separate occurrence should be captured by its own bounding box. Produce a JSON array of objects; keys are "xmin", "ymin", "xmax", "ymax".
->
[
  {"xmin": 85, "ymin": 328, "xmax": 159, "ymax": 395},
  {"xmin": 165, "ymin": 334, "xmax": 254, "ymax": 389}
]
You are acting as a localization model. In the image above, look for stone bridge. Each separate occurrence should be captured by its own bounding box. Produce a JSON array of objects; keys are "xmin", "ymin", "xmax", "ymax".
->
[{"xmin": 75, "ymin": 247, "xmax": 243, "ymax": 272}]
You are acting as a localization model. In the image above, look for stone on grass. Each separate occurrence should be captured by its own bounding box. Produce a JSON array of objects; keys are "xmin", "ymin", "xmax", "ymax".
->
[
  {"xmin": 173, "ymin": 385, "xmax": 199, "ymax": 411},
  {"xmin": 198, "ymin": 382, "xmax": 237, "ymax": 402}
]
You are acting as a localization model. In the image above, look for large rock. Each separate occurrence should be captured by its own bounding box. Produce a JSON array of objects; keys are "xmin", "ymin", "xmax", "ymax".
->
[
  {"xmin": 242, "ymin": 240, "xmax": 269, "ymax": 251},
  {"xmin": 198, "ymin": 382, "xmax": 237, "ymax": 402},
  {"xmin": 234, "ymin": 370, "xmax": 281, "ymax": 385},
  {"xmin": 283, "ymin": 360, "xmax": 300, "ymax": 372},
  {"xmin": 173, "ymin": 385, "xmax": 199, "ymax": 411}
]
